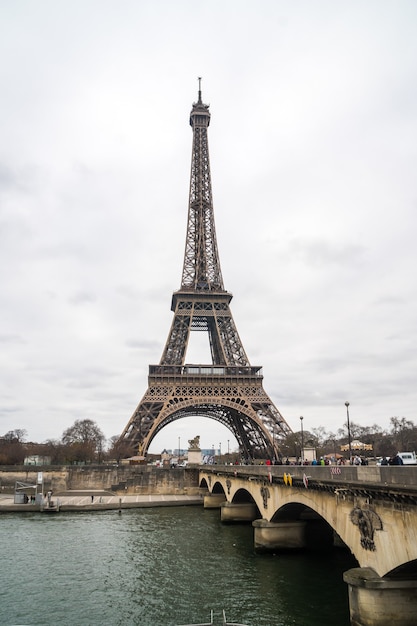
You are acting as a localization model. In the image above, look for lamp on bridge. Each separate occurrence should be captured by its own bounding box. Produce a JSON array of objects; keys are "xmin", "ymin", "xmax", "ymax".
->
[
  {"xmin": 300, "ymin": 416, "xmax": 304, "ymax": 465},
  {"xmin": 345, "ymin": 401, "xmax": 352, "ymax": 464}
]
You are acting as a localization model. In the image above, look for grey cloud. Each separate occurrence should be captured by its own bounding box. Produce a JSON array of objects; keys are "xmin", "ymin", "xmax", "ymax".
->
[
  {"xmin": 373, "ymin": 295, "xmax": 405, "ymax": 306},
  {"xmin": 0, "ymin": 163, "xmax": 27, "ymax": 193},
  {"xmin": 291, "ymin": 238, "xmax": 367, "ymax": 268},
  {"xmin": 0, "ymin": 333, "xmax": 25, "ymax": 344},
  {"xmin": 68, "ymin": 291, "xmax": 97, "ymax": 305},
  {"xmin": 62, "ymin": 366, "xmax": 122, "ymax": 390},
  {"xmin": 125, "ymin": 338, "xmax": 160, "ymax": 351},
  {"xmin": 36, "ymin": 242, "xmax": 92, "ymax": 261},
  {"xmin": 0, "ymin": 404, "xmax": 24, "ymax": 412},
  {"xmin": 115, "ymin": 285, "xmax": 141, "ymax": 299},
  {"xmin": 0, "ymin": 164, "xmax": 17, "ymax": 190}
]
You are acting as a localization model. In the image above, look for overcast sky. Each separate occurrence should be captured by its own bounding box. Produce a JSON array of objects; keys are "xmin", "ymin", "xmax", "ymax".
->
[{"xmin": 1, "ymin": 1, "xmax": 416, "ymax": 454}]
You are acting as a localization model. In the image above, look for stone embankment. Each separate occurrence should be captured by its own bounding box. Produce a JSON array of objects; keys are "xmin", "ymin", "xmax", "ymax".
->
[
  {"xmin": 0, "ymin": 491, "xmax": 203, "ymax": 513},
  {"xmin": 0, "ymin": 464, "xmax": 200, "ymax": 494},
  {"xmin": 0, "ymin": 464, "xmax": 202, "ymax": 498},
  {"xmin": 0, "ymin": 465, "xmax": 204, "ymax": 512}
]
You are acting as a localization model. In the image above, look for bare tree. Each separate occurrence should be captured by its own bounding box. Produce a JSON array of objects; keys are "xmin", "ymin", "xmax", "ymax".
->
[
  {"xmin": 61, "ymin": 419, "xmax": 105, "ymax": 464},
  {"xmin": 107, "ymin": 435, "xmax": 132, "ymax": 462},
  {"xmin": 41, "ymin": 439, "xmax": 67, "ymax": 465},
  {"xmin": 390, "ymin": 417, "xmax": 415, "ymax": 451},
  {"xmin": 3, "ymin": 429, "xmax": 27, "ymax": 443},
  {"xmin": 0, "ymin": 429, "xmax": 27, "ymax": 464}
]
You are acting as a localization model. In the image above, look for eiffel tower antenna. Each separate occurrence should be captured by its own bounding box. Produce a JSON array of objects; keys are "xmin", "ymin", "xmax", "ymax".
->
[{"xmin": 118, "ymin": 85, "xmax": 292, "ymax": 460}]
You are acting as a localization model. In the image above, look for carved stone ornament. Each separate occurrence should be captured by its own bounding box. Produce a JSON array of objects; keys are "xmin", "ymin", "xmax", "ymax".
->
[
  {"xmin": 226, "ymin": 479, "xmax": 231, "ymax": 495},
  {"xmin": 260, "ymin": 485, "xmax": 270, "ymax": 509},
  {"xmin": 350, "ymin": 506, "xmax": 383, "ymax": 551}
]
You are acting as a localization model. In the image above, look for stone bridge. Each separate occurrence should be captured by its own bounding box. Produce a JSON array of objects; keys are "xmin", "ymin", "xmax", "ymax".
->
[{"xmin": 199, "ymin": 464, "xmax": 417, "ymax": 626}]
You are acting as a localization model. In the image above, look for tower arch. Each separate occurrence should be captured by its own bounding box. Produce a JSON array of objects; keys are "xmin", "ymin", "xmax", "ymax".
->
[{"xmin": 139, "ymin": 396, "xmax": 282, "ymax": 458}]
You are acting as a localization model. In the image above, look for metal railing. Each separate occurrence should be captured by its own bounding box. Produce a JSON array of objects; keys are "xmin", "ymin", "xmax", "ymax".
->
[{"xmin": 149, "ymin": 364, "xmax": 262, "ymax": 377}]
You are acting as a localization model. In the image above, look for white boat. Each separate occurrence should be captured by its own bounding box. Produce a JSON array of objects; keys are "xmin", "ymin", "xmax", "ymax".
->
[{"xmin": 177, "ymin": 609, "xmax": 248, "ymax": 626}]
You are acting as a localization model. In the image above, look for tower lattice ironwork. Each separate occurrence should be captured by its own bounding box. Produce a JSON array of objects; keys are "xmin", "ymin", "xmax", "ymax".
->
[{"xmin": 119, "ymin": 84, "xmax": 292, "ymax": 460}]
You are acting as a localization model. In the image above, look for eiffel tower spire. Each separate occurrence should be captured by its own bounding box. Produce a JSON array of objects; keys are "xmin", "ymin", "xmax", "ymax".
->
[
  {"xmin": 118, "ymin": 83, "xmax": 292, "ymax": 460},
  {"xmin": 181, "ymin": 78, "xmax": 224, "ymax": 292}
]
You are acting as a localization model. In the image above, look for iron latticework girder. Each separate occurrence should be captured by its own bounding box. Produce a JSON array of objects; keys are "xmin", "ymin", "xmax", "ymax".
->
[
  {"xmin": 161, "ymin": 292, "xmax": 249, "ymax": 367},
  {"xmin": 119, "ymin": 366, "xmax": 292, "ymax": 460},
  {"xmin": 119, "ymin": 84, "xmax": 293, "ymax": 458},
  {"xmin": 181, "ymin": 90, "xmax": 224, "ymax": 291}
]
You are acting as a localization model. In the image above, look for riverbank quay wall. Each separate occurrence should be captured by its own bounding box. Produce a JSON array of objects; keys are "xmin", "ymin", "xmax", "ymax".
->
[
  {"xmin": 200, "ymin": 465, "xmax": 417, "ymax": 626},
  {"xmin": 0, "ymin": 465, "xmax": 201, "ymax": 496}
]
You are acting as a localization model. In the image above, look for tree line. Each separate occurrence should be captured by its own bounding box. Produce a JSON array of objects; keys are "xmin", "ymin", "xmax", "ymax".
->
[
  {"xmin": 279, "ymin": 416, "xmax": 417, "ymax": 462},
  {"xmin": 0, "ymin": 416, "xmax": 416, "ymax": 465},
  {"xmin": 0, "ymin": 420, "xmax": 130, "ymax": 466}
]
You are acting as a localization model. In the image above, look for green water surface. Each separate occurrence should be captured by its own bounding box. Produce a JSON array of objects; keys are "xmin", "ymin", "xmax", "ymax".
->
[{"xmin": 0, "ymin": 507, "xmax": 356, "ymax": 626}]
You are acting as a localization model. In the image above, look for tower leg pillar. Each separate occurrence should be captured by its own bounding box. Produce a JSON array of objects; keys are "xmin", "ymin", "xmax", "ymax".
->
[
  {"xmin": 344, "ymin": 567, "xmax": 417, "ymax": 626},
  {"xmin": 252, "ymin": 519, "xmax": 306, "ymax": 551}
]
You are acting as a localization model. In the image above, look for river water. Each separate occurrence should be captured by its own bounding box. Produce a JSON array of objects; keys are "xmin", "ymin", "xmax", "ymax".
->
[{"xmin": 0, "ymin": 506, "xmax": 356, "ymax": 626}]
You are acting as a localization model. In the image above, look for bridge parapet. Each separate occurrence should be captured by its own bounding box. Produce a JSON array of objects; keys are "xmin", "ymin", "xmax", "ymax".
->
[
  {"xmin": 202, "ymin": 463, "xmax": 417, "ymax": 488},
  {"xmin": 201, "ymin": 464, "xmax": 417, "ymax": 505}
]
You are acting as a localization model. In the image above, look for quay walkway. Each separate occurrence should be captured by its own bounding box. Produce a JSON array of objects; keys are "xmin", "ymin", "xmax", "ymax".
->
[{"xmin": 0, "ymin": 490, "xmax": 203, "ymax": 513}]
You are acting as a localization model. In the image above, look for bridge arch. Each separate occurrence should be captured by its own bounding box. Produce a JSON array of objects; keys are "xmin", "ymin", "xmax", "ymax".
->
[
  {"xmin": 211, "ymin": 480, "xmax": 226, "ymax": 496},
  {"xmin": 231, "ymin": 488, "xmax": 257, "ymax": 505},
  {"xmin": 199, "ymin": 476, "xmax": 209, "ymax": 490},
  {"xmin": 386, "ymin": 558, "xmax": 417, "ymax": 579},
  {"xmin": 271, "ymin": 501, "xmax": 350, "ymax": 553},
  {"xmin": 271, "ymin": 502, "xmax": 307, "ymax": 521}
]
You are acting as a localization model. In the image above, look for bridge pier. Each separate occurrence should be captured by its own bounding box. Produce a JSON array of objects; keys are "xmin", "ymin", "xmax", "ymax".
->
[
  {"xmin": 344, "ymin": 567, "xmax": 417, "ymax": 626},
  {"xmin": 220, "ymin": 502, "xmax": 257, "ymax": 523},
  {"xmin": 252, "ymin": 519, "xmax": 306, "ymax": 551},
  {"xmin": 203, "ymin": 493, "xmax": 226, "ymax": 508}
]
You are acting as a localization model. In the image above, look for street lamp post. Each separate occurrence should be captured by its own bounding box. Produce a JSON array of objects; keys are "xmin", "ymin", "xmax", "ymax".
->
[
  {"xmin": 300, "ymin": 416, "xmax": 304, "ymax": 465},
  {"xmin": 345, "ymin": 401, "xmax": 352, "ymax": 464},
  {"xmin": 178, "ymin": 436, "xmax": 181, "ymax": 465},
  {"xmin": 219, "ymin": 442, "xmax": 222, "ymax": 465}
]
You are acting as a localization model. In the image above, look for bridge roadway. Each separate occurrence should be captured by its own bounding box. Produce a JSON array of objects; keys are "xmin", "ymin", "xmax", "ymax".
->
[{"xmin": 199, "ymin": 464, "xmax": 417, "ymax": 626}]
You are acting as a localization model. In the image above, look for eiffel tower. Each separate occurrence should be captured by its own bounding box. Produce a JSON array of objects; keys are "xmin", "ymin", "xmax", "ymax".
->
[{"xmin": 119, "ymin": 82, "xmax": 292, "ymax": 461}]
